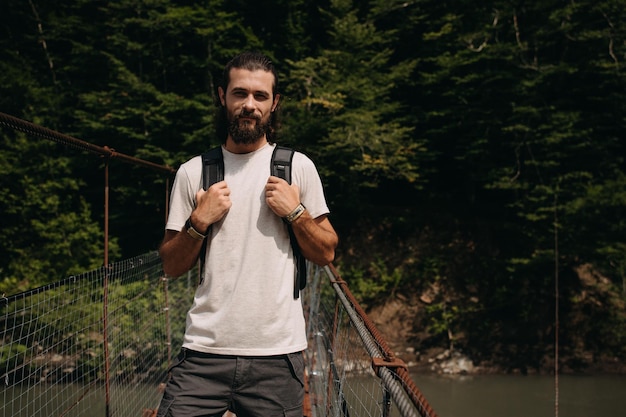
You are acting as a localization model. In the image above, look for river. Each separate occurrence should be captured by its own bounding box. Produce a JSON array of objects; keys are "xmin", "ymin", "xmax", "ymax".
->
[
  {"xmin": 410, "ymin": 373, "xmax": 626, "ymax": 417},
  {"xmin": 2, "ymin": 374, "xmax": 625, "ymax": 416}
]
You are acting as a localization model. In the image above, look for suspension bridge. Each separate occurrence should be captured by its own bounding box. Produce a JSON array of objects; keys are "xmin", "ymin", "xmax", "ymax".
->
[{"xmin": 0, "ymin": 112, "xmax": 438, "ymax": 417}]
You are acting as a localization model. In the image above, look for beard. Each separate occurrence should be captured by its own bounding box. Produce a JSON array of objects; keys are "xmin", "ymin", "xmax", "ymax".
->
[{"xmin": 227, "ymin": 111, "xmax": 271, "ymax": 145}]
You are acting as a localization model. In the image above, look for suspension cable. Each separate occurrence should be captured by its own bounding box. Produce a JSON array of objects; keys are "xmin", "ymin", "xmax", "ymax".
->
[{"xmin": 0, "ymin": 112, "xmax": 175, "ymax": 174}]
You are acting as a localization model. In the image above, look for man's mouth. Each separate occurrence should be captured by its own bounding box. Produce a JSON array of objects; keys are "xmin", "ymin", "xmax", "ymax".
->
[
  {"xmin": 237, "ymin": 114, "xmax": 260, "ymax": 121},
  {"xmin": 236, "ymin": 114, "xmax": 260, "ymax": 126}
]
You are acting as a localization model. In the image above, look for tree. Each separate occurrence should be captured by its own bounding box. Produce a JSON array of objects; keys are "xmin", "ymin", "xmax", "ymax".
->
[
  {"xmin": 285, "ymin": 0, "xmax": 422, "ymax": 204},
  {"xmin": 0, "ymin": 131, "xmax": 111, "ymax": 295},
  {"xmin": 397, "ymin": 0, "xmax": 626, "ymax": 366}
]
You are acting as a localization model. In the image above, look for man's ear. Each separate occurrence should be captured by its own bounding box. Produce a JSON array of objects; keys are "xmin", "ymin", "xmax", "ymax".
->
[
  {"xmin": 271, "ymin": 93, "xmax": 281, "ymax": 112},
  {"xmin": 218, "ymin": 86, "xmax": 226, "ymax": 106}
]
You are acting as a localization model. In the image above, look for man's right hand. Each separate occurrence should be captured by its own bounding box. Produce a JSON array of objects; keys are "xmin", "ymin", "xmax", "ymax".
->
[
  {"xmin": 191, "ymin": 181, "xmax": 232, "ymax": 232},
  {"xmin": 159, "ymin": 181, "xmax": 231, "ymax": 277}
]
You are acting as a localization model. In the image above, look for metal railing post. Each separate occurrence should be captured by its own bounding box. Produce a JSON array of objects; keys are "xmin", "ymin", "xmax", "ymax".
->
[{"xmin": 103, "ymin": 160, "xmax": 111, "ymax": 417}]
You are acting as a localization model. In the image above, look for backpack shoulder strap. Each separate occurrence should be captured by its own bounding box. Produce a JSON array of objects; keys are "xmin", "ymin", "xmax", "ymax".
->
[
  {"xmin": 198, "ymin": 146, "xmax": 223, "ymax": 279},
  {"xmin": 201, "ymin": 146, "xmax": 224, "ymax": 190},
  {"xmin": 270, "ymin": 145, "xmax": 307, "ymax": 299},
  {"xmin": 271, "ymin": 145, "xmax": 295, "ymax": 183}
]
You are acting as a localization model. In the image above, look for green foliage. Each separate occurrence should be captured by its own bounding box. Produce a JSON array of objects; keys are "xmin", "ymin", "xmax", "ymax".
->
[
  {"xmin": 343, "ymin": 258, "xmax": 404, "ymax": 306},
  {"xmin": 284, "ymin": 0, "xmax": 421, "ymax": 193},
  {"xmin": 1, "ymin": 0, "xmax": 625, "ymax": 370},
  {"xmin": 0, "ymin": 132, "xmax": 112, "ymax": 295},
  {"xmin": 0, "ymin": 343, "xmax": 28, "ymax": 379}
]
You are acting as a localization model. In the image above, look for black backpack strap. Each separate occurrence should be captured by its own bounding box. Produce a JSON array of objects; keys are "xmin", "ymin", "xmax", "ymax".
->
[
  {"xmin": 290, "ymin": 229, "xmax": 307, "ymax": 299},
  {"xmin": 271, "ymin": 146, "xmax": 307, "ymax": 299},
  {"xmin": 198, "ymin": 146, "xmax": 224, "ymax": 279},
  {"xmin": 202, "ymin": 146, "xmax": 224, "ymax": 190},
  {"xmin": 271, "ymin": 145, "xmax": 294, "ymax": 184}
]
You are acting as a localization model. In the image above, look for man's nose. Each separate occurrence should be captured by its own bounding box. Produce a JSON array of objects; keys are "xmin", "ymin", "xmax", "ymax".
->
[{"xmin": 242, "ymin": 95, "xmax": 255, "ymax": 110}]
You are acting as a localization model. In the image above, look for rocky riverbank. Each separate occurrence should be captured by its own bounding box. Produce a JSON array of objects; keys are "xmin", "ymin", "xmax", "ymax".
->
[{"xmin": 368, "ymin": 293, "xmax": 626, "ymax": 376}]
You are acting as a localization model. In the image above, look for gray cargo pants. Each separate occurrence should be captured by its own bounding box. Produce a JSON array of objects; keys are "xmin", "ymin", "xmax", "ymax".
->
[{"xmin": 156, "ymin": 348, "xmax": 304, "ymax": 417}]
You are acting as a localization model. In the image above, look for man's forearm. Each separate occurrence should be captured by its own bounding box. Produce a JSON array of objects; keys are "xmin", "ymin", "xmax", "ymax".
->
[
  {"xmin": 291, "ymin": 212, "xmax": 338, "ymax": 266},
  {"xmin": 159, "ymin": 229, "xmax": 204, "ymax": 277}
]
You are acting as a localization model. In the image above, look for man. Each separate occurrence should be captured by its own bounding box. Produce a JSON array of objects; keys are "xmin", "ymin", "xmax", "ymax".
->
[{"xmin": 156, "ymin": 51, "xmax": 338, "ymax": 417}]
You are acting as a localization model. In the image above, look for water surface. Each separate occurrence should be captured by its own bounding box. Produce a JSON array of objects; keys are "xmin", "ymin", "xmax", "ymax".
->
[{"xmin": 411, "ymin": 373, "xmax": 626, "ymax": 417}]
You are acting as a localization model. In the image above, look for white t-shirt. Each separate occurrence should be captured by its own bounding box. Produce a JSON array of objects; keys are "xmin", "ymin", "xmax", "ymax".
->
[{"xmin": 165, "ymin": 143, "xmax": 330, "ymax": 356}]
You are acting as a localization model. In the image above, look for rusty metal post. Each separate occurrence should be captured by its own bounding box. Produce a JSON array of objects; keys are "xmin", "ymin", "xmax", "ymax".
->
[
  {"xmin": 104, "ymin": 159, "xmax": 109, "ymax": 266},
  {"xmin": 103, "ymin": 160, "xmax": 111, "ymax": 417}
]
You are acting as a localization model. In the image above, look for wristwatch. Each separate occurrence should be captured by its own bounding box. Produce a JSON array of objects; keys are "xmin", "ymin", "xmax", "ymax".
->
[
  {"xmin": 284, "ymin": 203, "xmax": 306, "ymax": 224},
  {"xmin": 185, "ymin": 218, "xmax": 206, "ymax": 241}
]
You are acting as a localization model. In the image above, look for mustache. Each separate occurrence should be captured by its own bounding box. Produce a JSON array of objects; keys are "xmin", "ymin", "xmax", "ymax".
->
[{"xmin": 235, "ymin": 111, "xmax": 260, "ymax": 121}]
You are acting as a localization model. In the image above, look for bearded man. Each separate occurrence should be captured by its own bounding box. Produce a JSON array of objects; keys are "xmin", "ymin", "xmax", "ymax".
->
[{"xmin": 156, "ymin": 51, "xmax": 338, "ymax": 417}]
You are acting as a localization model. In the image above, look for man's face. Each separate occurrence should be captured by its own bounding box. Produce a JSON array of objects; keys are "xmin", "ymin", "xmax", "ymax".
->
[{"xmin": 219, "ymin": 68, "xmax": 280, "ymax": 145}]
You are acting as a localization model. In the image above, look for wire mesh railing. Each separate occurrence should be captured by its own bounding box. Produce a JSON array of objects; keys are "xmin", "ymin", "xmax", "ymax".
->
[
  {"xmin": 0, "ymin": 252, "xmax": 192, "ymax": 417},
  {"xmin": 1, "ymin": 112, "xmax": 437, "ymax": 416},
  {"xmin": 1, "ymin": 254, "xmax": 438, "ymax": 417},
  {"xmin": 303, "ymin": 264, "xmax": 438, "ymax": 417}
]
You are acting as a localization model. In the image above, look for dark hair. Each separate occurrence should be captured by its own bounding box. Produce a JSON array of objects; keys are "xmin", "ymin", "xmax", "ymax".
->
[
  {"xmin": 221, "ymin": 51, "xmax": 279, "ymax": 95},
  {"xmin": 216, "ymin": 51, "xmax": 281, "ymax": 143}
]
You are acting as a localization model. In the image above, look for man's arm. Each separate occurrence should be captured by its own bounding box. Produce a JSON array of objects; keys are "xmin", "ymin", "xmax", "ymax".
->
[
  {"xmin": 265, "ymin": 176, "xmax": 338, "ymax": 266},
  {"xmin": 159, "ymin": 228, "xmax": 204, "ymax": 277},
  {"xmin": 159, "ymin": 181, "xmax": 232, "ymax": 277},
  {"xmin": 290, "ymin": 212, "xmax": 338, "ymax": 266}
]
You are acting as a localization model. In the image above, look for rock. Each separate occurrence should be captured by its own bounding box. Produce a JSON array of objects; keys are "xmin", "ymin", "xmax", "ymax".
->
[{"xmin": 431, "ymin": 351, "xmax": 475, "ymax": 375}]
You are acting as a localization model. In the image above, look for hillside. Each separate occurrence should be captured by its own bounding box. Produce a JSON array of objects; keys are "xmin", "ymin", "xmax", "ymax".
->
[{"xmin": 366, "ymin": 263, "xmax": 626, "ymax": 375}]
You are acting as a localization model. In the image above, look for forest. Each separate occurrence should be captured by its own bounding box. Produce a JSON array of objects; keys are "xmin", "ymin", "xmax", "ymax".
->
[{"xmin": 1, "ymin": 0, "xmax": 625, "ymax": 373}]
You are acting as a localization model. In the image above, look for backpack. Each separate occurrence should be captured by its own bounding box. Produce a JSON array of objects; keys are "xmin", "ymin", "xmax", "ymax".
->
[{"xmin": 200, "ymin": 145, "xmax": 307, "ymax": 299}]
